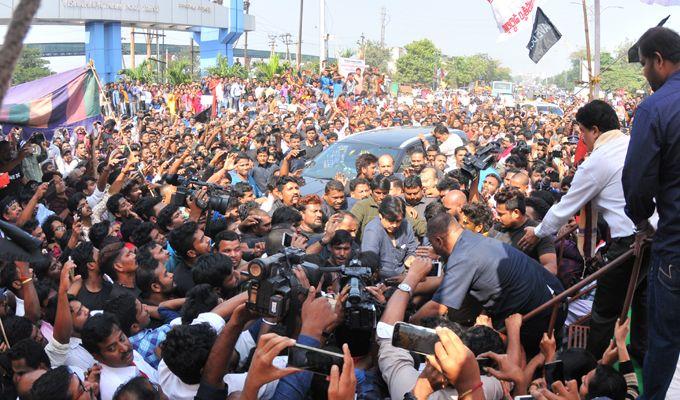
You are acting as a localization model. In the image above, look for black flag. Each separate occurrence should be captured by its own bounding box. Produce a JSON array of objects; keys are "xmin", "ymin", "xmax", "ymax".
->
[
  {"xmin": 628, "ymin": 15, "xmax": 670, "ymax": 63},
  {"xmin": 527, "ymin": 7, "xmax": 562, "ymax": 64}
]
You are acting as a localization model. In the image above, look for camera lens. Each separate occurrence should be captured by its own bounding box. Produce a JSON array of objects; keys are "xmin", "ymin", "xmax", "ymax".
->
[{"xmin": 248, "ymin": 261, "xmax": 263, "ymax": 278}]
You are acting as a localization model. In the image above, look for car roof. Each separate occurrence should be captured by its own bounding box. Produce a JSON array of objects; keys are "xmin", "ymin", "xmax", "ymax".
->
[
  {"xmin": 340, "ymin": 126, "xmax": 433, "ymax": 148},
  {"xmin": 521, "ymin": 101, "xmax": 560, "ymax": 107}
]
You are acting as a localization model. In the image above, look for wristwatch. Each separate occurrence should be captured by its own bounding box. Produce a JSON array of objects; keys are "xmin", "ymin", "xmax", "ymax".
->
[{"xmin": 397, "ymin": 282, "xmax": 412, "ymax": 295}]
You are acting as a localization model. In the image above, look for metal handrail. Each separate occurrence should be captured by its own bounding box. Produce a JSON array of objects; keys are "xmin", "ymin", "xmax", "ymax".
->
[{"xmin": 521, "ymin": 247, "xmax": 636, "ymax": 324}]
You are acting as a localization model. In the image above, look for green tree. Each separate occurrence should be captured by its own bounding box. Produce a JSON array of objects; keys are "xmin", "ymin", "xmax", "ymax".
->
[
  {"xmin": 396, "ymin": 39, "xmax": 441, "ymax": 85},
  {"xmin": 166, "ymin": 58, "xmax": 192, "ymax": 85},
  {"xmin": 11, "ymin": 47, "xmax": 52, "ymax": 85},
  {"xmin": 339, "ymin": 48, "xmax": 355, "ymax": 58},
  {"xmin": 206, "ymin": 54, "xmax": 248, "ymax": 79},
  {"xmin": 363, "ymin": 40, "xmax": 391, "ymax": 74},
  {"xmin": 119, "ymin": 60, "xmax": 158, "ymax": 84},
  {"xmin": 443, "ymin": 54, "xmax": 512, "ymax": 88},
  {"xmin": 253, "ymin": 54, "xmax": 285, "ymax": 81},
  {"xmin": 547, "ymin": 44, "xmax": 647, "ymax": 93}
]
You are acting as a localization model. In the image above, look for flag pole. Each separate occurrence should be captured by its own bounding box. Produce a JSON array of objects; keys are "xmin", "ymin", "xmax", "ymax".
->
[{"xmin": 87, "ymin": 60, "xmax": 114, "ymax": 117}]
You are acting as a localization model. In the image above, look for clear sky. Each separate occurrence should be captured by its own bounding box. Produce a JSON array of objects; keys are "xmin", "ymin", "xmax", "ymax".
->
[{"xmin": 0, "ymin": 0, "xmax": 677, "ymax": 77}]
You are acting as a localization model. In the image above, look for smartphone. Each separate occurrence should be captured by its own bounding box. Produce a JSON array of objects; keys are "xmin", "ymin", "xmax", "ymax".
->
[
  {"xmin": 287, "ymin": 343, "xmax": 344, "ymax": 376},
  {"xmin": 282, "ymin": 232, "xmax": 293, "ymax": 247},
  {"xmin": 296, "ymin": 149, "xmax": 306, "ymax": 158},
  {"xmin": 476, "ymin": 357, "xmax": 496, "ymax": 371},
  {"xmin": 544, "ymin": 360, "xmax": 564, "ymax": 388},
  {"xmin": 68, "ymin": 256, "xmax": 75, "ymax": 280},
  {"xmin": 428, "ymin": 261, "xmax": 443, "ymax": 277},
  {"xmin": 392, "ymin": 322, "xmax": 439, "ymax": 355},
  {"xmin": 514, "ymin": 396, "xmax": 534, "ymax": 400}
]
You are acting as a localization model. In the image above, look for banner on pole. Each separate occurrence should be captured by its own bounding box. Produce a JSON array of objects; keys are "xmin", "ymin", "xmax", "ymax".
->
[
  {"xmin": 527, "ymin": 7, "xmax": 562, "ymax": 63},
  {"xmin": 338, "ymin": 58, "xmax": 366, "ymax": 77},
  {"xmin": 0, "ymin": 67, "xmax": 102, "ymax": 139},
  {"xmin": 486, "ymin": 0, "xmax": 538, "ymax": 38}
]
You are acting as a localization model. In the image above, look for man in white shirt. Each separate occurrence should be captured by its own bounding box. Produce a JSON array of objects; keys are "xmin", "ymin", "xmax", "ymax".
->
[
  {"xmin": 431, "ymin": 124, "xmax": 464, "ymax": 170},
  {"xmin": 519, "ymin": 100, "xmax": 648, "ymax": 362},
  {"xmin": 81, "ymin": 313, "xmax": 158, "ymax": 400}
]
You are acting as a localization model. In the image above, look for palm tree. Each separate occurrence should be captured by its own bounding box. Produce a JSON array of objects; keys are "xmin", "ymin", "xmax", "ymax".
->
[
  {"xmin": 254, "ymin": 54, "xmax": 285, "ymax": 81},
  {"xmin": 119, "ymin": 60, "xmax": 157, "ymax": 84},
  {"xmin": 167, "ymin": 59, "xmax": 192, "ymax": 85}
]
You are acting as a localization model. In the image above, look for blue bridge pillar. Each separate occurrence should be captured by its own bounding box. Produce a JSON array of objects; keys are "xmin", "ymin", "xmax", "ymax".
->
[
  {"xmin": 193, "ymin": 0, "xmax": 244, "ymax": 73},
  {"xmin": 85, "ymin": 21, "xmax": 122, "ymax": 84}
]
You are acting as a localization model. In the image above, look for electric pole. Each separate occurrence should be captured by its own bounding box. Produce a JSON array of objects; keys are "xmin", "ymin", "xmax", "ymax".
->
[
  {"xmin": 380, "ymin": 6, "xmax": 388, "ymax": 47},
  {"xmin": 297, "ymin": 0, "xmax": 304, "ymax": 68},
  {"xmin": 593, "ymin": 0, "xmax": 601, "ymax": 99},
  {"xmin": 268, "ymin": 34, "xmax": 278, "ymax": 58},
  {"xmin": 244, "ymin": 0, "xmax": 251, "ymax": 68},
  {"xmin": 357, "ymin": 32, "xmax": 366, "ymax": 60},
  {"xmin": 319, "ymin": 0, "xmax": 325, "ymax": 71},
  {"xmin": 146, "ymin": 28, "xmax": 152, "ymax": 71},
  {"xmin": 130, "ymin": 27, "xmax": 136, "ymax": 68},
  {"xmin": 280, "ymin": 33, "xmax": 293, "ymax": 62}
]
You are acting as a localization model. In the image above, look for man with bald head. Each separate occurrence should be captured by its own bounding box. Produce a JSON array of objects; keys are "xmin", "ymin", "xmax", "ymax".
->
[
  {"xmin": 378, "ymin": 154, "xmax": 395, "ymax": 177},
  {"xmin": 509, "ymin": 172, "xmax": 530, "ymax": 196},
  {"xmin": 423, "ymin": 212, "xmax": 565, "ymax": 357},
  {"xmin": 442, "ymin": 190, "xmax": 467, "ymax": 219}
]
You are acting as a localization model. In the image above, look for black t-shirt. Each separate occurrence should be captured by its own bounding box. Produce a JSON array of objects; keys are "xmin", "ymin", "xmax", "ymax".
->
[
  {"xmin": 433, "ymin": 230, "xmax": 563, "ymax": 320},
  {"xmin": 173, "ymin": 259, "xmax": 195, "ymax": 297},
  {"xmin": 492, "ymin": 219, "xmax": 555, "ymax": 262},
  {"xmin": 76, "ymin": 281, "xmax": 113, "ymax": 311},
  {"xmin": 0, "ymin": 163, "xmax": 23, "ymax": 199},
  {"xmin": 110, "ymin": 283, "xmax": 142, "ymax": 299}
]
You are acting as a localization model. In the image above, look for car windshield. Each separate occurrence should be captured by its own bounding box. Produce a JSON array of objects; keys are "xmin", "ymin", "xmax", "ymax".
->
[
  {"xmin": 302, "ymin": 142, "xmax": 400, "ymax": 180},
  {"xmin": 536, "ymin": 105, "xmax": 564, "ymax": 116}
]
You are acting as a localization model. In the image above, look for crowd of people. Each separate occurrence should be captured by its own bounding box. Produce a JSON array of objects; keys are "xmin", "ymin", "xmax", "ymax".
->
[{"xmin": 1, "ymin": 25, "xmax": 680, "ymax": 400}]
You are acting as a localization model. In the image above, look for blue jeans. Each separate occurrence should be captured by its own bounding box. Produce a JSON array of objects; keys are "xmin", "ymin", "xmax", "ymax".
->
[{"xmin": 640, "ymin": 251, "xmax": 680, "ymax": 399}]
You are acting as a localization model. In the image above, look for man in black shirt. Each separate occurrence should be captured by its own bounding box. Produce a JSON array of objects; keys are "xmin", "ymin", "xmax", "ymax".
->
[
  {"xmin": 0, "ymin": 140, "xmax": 29, "ymax": 199},
  {"xmin": 98, "ymin": 241, "xmax": 141, "ymax": 299},
  {"xmin": 492, "ymin": 187, "xmax": 558, "ymax": 275},
  {"xmin": 71, "ymin": 241, "xmax": 113, "ymax": 311},
  {"xmin": 301, "ymin": 126, "xmax": 324, "ymax": 160},
  {"xmin": 168, "ymin": 221, "xmax": 212, "ymax": 297}
]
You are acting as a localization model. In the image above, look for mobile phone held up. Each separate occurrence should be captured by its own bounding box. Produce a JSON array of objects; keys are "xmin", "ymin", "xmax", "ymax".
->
[
  {"xmin": 392, "ymin": 322, "xmax": 439, "ymax": 355},
  {"xmin": 281, "ymin": 232, "xmax": 293, "ymax": 247},
  {"xmin": 544, "ymin": 360, "xmax": 564, "ymax": 388},
  {"xmin": 287, "ymin": 343, "xmax": 344, "ymax": 376}
]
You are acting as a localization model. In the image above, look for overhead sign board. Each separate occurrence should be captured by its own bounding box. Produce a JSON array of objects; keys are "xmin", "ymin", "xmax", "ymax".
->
[{"xmin": 0, "ymin": 0, "xmax": 235, "ymax": 30}]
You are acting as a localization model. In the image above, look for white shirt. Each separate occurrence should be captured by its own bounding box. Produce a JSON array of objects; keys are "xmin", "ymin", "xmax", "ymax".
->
[
  {"xmin": 438, "ymin": 133, "xmax": 464, "ymax": 170},
  {"xmin": 535, "ymin": 131, "xmax": 636, "ymax": 239},
  {"xmin": 158, "ymin": 359, "xmax": 200, "ymax": 400},
  {"xmin": 100, "ymin": 351, "xmax": 158, "ymax": 400}
]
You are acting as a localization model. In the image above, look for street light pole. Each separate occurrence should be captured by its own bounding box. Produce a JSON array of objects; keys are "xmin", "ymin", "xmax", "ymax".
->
[
  {"xmin": 319, "ymin": 0, "xmax": 325, "ymax": 72},
  {"xmin": 297, "ymin": 0, "xmax": 304, "ymax": 69},
  {"xmin": 244, "ymin": 0, "xmax": 250, "ymax": 69}
]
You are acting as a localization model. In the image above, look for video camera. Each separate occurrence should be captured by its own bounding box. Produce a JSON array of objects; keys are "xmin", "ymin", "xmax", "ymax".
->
[
  {"xmin": 245, "ymin": 247, "xmax": 319, "ymax": 319},
  {"xmin": 337, "ymin": 259, "xmax": 377, "ymax": 331},
  {"xmin": 460, "ymin": 142, "xmax": 501, "ymax": 182},
  {"xmin": 163, "ymin": 174, "xmax": 232, "ymax": 215}
]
